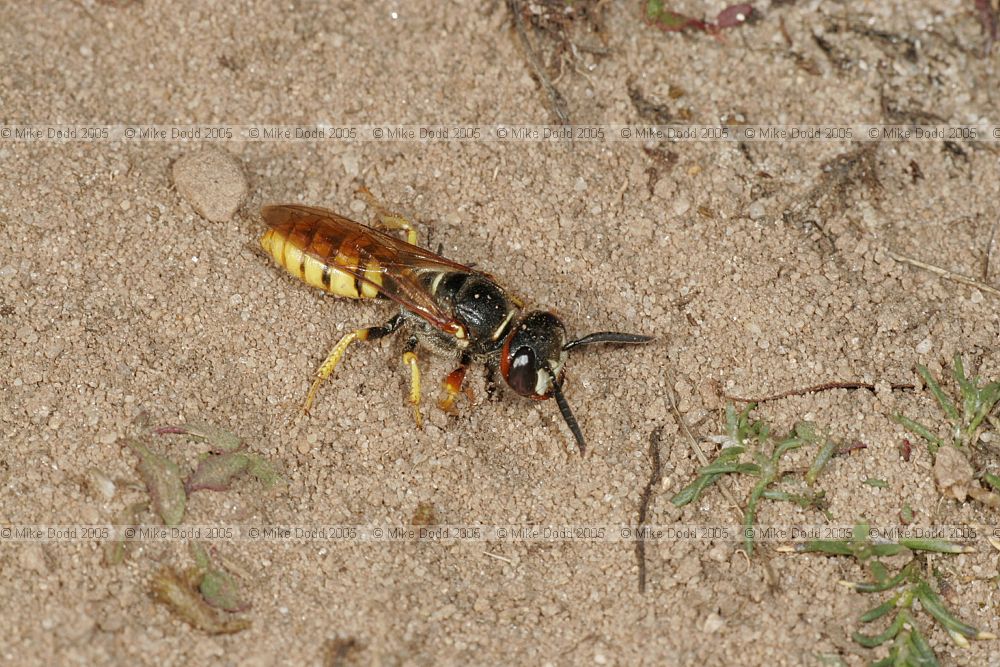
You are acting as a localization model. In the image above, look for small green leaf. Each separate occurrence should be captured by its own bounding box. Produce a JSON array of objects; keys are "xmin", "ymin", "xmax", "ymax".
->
[
  {"xmin": 794, "ymin": 421, "xmax": 818, "ymax": 441},
  {"xmin": 914, "ymin": 581, "xmax": 984, "ymax": 640},
  {"xmin": 646, "ymin": 0, "xmax": 701, "ymax": 30},
  {"xmin": 864, "ymin": 478, "xmax": 888, "ymax": 488},
  {"xmin": 724, "ymin": 403, "xmax": 739, "ymax": 440},
  {"xmin": 190, "ymin": 541, "xmax": 212, "ymax": 571},
  {"xmin": 897, "ymin": 539, "xmax": 971, "ymax": 554},
  {"xmin": 200, "ymin": 568, "xmax": 250, "ymax": 612},
  {"xmin": 852, "ymin": 563, "xmax": 913, "ymax": 593},
  {"xmin": 696, "ymin": 461, "xmax": 742, "ymax": 475},
  {"xmin": 893, "ymin": 414, "xmax": 944, "ymax": 450},
  {"xmin": 742, "ymin": 479, "xmax": 769, "ymax": 556},
  {"xmin": 952, "ymin": 354, "xmax": 975, "ymax": 421},
  {"xmin": 869, "ymin": 561, "xmax": 889, "ymax": 584},
  {"xmin": 670, "ymin": 474, "xmax": 720, "ymax": 507},
  {"xmin": 868, "ymin": 543, "xmax": 906, "ymax": 558},
  {"xmin": 984, "ymin": 472, "xmax": 1000, "ymax": 493},
  {"xmin": 151, "ymin": 567, "xmax": 250, "ymax": 634},
  {"xmin": 716, "ymin": 446, "xmax": 747, "ymax": 462},
  {"xmin": 246, "ymin": 456, "xmax": 279, "ymax": 488},
  {"xmin": 917, "ymin": 364, "xmax": 959, "ymax": 421},
  {"xmin": 127, "ymin": 438, "xmax": 186, "ymax": 527},
  {"xmin": 104, "ymin": 501, "xmax": 147, "ymax": 566},
  {"xmin": 188, "ymin": 542, "xmax": 251, "ymax": 612},
  {"xmin": 900, "ymin": 504, "xmax": 914, "ymax": 524},
  {"xmin": 772, "ymin": 436, "xmax": 806, "ymax": 461},
  {"xmin": 859, "ymin": 595, "xmax": 899, "ymax": 623},
  {"xmin": 792, "ymin": 540, "xmax": 854, "ymax": 556},
  {"xmin": 157, "ymin": 421, "xmax": 244, "ymax": 453},
  {"xmin": 187, "ymin": 452, "xmax": 252, "ymax": 492},
  {"xmin": 806, "ymin": 437, "xmax": 838, "ymax": 485},
  {"xmin": 762, "ymin": 489, "xmax": 827, "ymax": 511},
  {"xmin": 852, "ymin": 613, "xmax": 904, "ymax": 647},
  {"xmin": 905, "ymin": 625, "xmax": 940, "ymax": 666}
]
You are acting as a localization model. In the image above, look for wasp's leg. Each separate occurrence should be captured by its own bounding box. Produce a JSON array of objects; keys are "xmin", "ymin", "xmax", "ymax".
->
[
  {"xmin": 302, "ymin": 314, "xmax": 405, "ymax": 414},
  {"xmin": 438, "ymin": 353, "xmax": 472, "ymax": 413},
  {"xmin": 401, "ymin": 336, "xmax": 423, "ymax": 426},
  {"xmin": 355, "ymin": 186, "xmax": 419, "ymax": 246},
  {"xmin": 484, "ymin": 363, "xmax": 500, "ymax": 402}
]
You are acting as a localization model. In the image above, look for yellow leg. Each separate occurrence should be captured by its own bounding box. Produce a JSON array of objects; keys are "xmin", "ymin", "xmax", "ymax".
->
[
  {"xmin": 356, "ymin": 186, "xmax": 419, "ymax": 245},
  {"xmin": 402, "ymin": 350, "xmax": 423, "ymax": 427},
  {"xmin": 301, "ymin": 315, "xmax": 404, "ymax": 414},
  {"xmin": 302, "ymin": 330, "xmax": 365, "ymax": 414}
]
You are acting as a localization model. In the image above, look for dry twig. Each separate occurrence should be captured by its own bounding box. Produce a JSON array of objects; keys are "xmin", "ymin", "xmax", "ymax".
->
[
  {"xmin": 507, "ymin": 0, "xmax": 570, "ymax": 124},
  {"xmin": 636, "ymin": 427, "xmax": 663, "ymax": 593},
  {"xmin": 888, "ymin": 250, "xmax": 1000, "ymax": 299}
]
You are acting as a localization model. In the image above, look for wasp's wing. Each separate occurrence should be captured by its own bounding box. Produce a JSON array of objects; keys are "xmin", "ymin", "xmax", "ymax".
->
[{"xmin": 262, "ymin": 204, "xmax": 479, "ymax": 336}]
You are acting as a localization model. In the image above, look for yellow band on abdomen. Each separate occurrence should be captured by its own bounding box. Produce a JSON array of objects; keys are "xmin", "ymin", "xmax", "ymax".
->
[{"xmin": 261, "ymin": 228, "xmax": 380, "ymax": 300}]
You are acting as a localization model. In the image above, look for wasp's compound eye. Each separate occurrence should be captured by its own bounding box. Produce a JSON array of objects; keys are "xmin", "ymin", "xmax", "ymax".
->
[{"xmin": 506, "ymin": 347, "xmax": 539, "ymax": 397}]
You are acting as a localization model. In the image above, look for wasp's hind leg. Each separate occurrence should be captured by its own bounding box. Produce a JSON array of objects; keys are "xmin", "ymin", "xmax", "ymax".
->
[
  {"xmin": 356, "ymin": 186, "xmax": 419, "ymax": 246},
  {"xmin": 302, "ymin": 314, "xmax": 405, "ymax": 414},
  {"xmin": 401, "ymin": 336, "xmax": 424, "ymax": 427},
  {"xmin": 438, "ymin": 353, "xmax": 472, "ymax": 414}
]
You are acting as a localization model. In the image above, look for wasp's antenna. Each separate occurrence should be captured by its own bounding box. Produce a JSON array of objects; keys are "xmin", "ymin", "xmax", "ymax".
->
[
  {"xmin": 547, "ymin": 366, "xmax": 587, "ymax": 456},
  {"xmin": 563, "ymin": 332, "xmax": 654, "ymax": 352}
]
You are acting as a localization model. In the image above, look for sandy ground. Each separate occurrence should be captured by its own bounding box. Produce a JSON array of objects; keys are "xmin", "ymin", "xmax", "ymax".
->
[{"xmin": 2, "ymin": 1, "xmax": 1000, "ymax": 665}]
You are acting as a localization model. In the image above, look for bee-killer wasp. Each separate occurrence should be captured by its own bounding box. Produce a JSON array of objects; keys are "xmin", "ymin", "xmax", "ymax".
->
[{"xmin": 260, "ymin": 197, "xmax": 653, "ymax": 455}]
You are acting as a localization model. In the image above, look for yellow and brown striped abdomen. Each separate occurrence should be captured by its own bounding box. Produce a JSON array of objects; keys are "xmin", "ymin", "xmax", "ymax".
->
[{"xmin": 261, "ymin": 213, "xmax": 384, "ymax": 300}]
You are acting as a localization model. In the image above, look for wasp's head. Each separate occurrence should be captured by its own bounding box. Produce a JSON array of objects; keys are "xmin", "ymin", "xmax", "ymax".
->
[
  {"xmin": 499, "ymin": 311, "xmax": 568, "ymax": 400},
  {"xmin": 499, "ymin": 311, "xmax": 655, "ymax": 456}
]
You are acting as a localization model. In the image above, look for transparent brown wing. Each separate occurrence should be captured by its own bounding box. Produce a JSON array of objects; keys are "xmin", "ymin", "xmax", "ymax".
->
[{"xmin": 261, "ymin": 204, "xmax": 479, "ymax": 338}]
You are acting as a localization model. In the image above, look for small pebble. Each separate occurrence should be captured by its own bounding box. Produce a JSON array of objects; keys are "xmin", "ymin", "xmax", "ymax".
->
[
  {"xmin": 540, "ymin": 603, "xmax": 560, "ymax": 617},
  {"xmin": 44, "ymin": 340, "xmax": 64, "ymax": 360},
  {"xmin": 703, "ymin": 612, "xmax": 725, "ymax": 633},
  {"xmin": 653, "ymin": 177, "xmax": 673, "ymax": 200},
  {"xmin": 915, "ymin": 337, "xmax": 932, "ymax": 355},
  {"xmin": 17, "ymin": 325, "xmax": 39, "ymax": 344},
  {"xmin": 171, "ymin": 149, "xmax": 248, "ymax": 222},
  {"xmin": 342, "ymin": 152, "xmax": 360, "ymax": 177},
  {"xmin": 89, "ymin": 469, "xmax": 116, "ymax": 500}
]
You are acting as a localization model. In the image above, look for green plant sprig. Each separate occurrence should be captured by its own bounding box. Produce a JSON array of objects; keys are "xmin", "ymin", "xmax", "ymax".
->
[
  {"xmin": 894, "ymin": 354, "xmax": 1000, "ymax": 453},
  {"xmin": 785, "ymin": 524, "xmax": 993, "ymax": 666},
  {"xmin": 672, "ymin": 404, "xmax": 832, "ymax": 555}
]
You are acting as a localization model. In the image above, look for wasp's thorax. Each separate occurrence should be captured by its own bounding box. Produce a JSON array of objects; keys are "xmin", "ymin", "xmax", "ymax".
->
[
  {"xmin": 432, "ymin": 273, "xmax": 518, "ymax": 354},
  {"xmin": 499, "ymin": 311, "xmax": 568, "ymax": 399}
]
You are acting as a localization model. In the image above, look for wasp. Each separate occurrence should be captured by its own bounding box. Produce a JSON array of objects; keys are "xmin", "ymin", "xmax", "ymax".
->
[{"xmin": 259, "ymin": 194, "xmax": 653, "ymax": 455}]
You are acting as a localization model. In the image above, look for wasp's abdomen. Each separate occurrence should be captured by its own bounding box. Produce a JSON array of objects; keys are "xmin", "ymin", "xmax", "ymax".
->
[{"xmin": 261, "ymin": 220, "xmax": 383, "ymax": 299}]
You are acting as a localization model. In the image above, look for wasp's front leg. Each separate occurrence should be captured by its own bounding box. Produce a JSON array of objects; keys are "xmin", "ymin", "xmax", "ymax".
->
[
  {"xmin": 438, "ymin": 353, "xmax": 472, "ymax": 414},
  {"xmin": 484, "ymin": 363, "xmax": 500, "ymax": 402}
]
